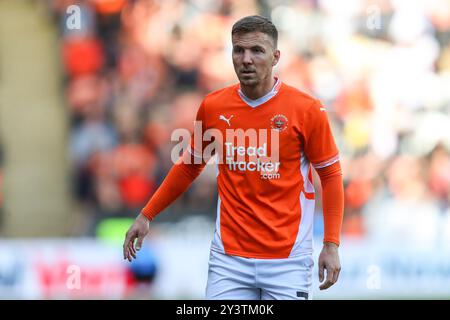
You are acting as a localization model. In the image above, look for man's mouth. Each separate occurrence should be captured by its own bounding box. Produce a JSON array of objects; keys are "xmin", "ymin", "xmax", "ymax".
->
[{"xmin": 241, "ymin": 70, "xmax": 255, "ymax": 74}]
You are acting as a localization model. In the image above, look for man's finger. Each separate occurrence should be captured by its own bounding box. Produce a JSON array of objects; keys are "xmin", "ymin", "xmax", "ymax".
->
[
  {"xmin": 131, "ymin": 234, "xmax": 136, "ymax": 253},
  {"xmin": 326, "ymin": 266, "xmax": 335, "ymax": 283},
  {"xmin": 124, "ymin": 230, "xmax": 138, "ymax": 261},
  {"xmin": 126, "ymin": 245, "xmax": 134, "ymax": 261},
  {"xmin": 124, "ymin": 245, "xmax": 130, "ymax": 261},
  {"xmin": 320, "ymin": 267, "xmax": 337, "ymax": 290},
  {"xmin": 136, "ymin": 233, "xmax": 145, "ymax": 251},
  {"xmin": 125, "ymin": 243, "xmax": 131, "ymax": 260},
  {"xmin": 130, "ymin": 248, "xmax": 136, "ymax": 259},
  {"xmin": 127, "ymin": 231, "xmax": 138, "ymax": 256},
  {"xmin": 123, "ymin": 233, "xmax": 132, "ymax": 259},
  {"xmin": 129, "ymin": 238, "xmax": 136, "ymax": 256},
  {"xmin": 333, "ymin": 268, "xmax": 341, "ymax": 284},
  {"xmin": 319, "ymin": 279, "xmax": 333, "ymax": 290},
  {"xmin": 131, "ymin": 240, "xmax": 137, "ymax": 257},
  {"xmin": 318, "ymin": 262, "xmax": 325, "ymax": 282},
  {"xmin": 127, "ymin": 239, "xmax": 137, "ymax": 259}
]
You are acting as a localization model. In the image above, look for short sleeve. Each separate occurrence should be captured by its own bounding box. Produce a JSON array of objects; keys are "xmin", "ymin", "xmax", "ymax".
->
[{"xmin": 302, "ymin": 99, "xmax": 339, "ymax": 169}]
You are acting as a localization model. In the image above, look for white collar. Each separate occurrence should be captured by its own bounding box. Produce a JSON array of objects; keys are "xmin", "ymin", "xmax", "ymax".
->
[{"xmin": 238, "ymin": 77, "xmax": 281, "ymax": 108}]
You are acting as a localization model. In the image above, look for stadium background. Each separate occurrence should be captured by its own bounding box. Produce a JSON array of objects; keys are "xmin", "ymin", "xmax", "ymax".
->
[{"xmin": 0, "ymin": 0, "xmax": 449, "ymax": 299}]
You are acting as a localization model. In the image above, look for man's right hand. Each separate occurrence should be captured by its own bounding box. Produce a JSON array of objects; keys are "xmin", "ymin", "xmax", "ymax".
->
[{"xmin": 123, "ymin": 213, "xmax": 150, "ymax": 262}]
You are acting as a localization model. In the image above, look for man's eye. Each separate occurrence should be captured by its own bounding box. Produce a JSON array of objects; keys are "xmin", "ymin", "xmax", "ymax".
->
[
  {"xmin": 253, "ymin": 48, "xmax": 264, "ymax": 53},
  {"xmin": 234, "ymin": 47, "xmax": 243, "ymax": 53}
]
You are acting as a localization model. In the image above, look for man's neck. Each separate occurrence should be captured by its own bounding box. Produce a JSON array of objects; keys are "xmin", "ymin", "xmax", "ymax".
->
[{"xmin": 240, "ymin": 76, "xmax": 276, "ymax": 100}]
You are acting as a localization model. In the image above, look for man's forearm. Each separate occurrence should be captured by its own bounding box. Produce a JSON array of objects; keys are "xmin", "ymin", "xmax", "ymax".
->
[
  {"xmin": 141, "ymin": 152, "xmax": 206, "ymax": 220},
  {"xmin": 315, "ymin": 161, "xmax": 344, "ymax": 246}
]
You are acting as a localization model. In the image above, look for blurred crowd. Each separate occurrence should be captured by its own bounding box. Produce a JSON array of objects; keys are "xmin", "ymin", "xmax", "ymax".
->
[{"xmin": 47, "ymin": 0, "xmax": 450, "ymax": 246}]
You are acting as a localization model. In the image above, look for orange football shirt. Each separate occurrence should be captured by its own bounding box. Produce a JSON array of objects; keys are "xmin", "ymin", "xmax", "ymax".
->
[{"xmin": 188, "ymin": 78, "xmax": 339, "ymax": 259}]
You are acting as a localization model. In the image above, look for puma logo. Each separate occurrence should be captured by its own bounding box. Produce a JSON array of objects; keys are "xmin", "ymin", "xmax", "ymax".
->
[{"xmin": 219, "ymin": 114, "xmax": 234, "ymax": 126}]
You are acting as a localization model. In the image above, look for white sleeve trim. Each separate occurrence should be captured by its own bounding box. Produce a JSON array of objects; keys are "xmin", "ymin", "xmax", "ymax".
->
[{"xmin": 312, "ymin": 154, "xmax": 340, "ymax": 169}]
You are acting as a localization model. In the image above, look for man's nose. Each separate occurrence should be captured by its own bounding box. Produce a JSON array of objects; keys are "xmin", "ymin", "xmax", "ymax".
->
[{"xmin": 243, "ymin": 50, "xmax": 253, "ymax": 64}]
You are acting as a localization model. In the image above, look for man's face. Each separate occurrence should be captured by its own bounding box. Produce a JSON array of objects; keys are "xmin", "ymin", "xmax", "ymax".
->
[{"xmin": 232, "ymin": 31, "xmax": 280, "ymax": 87}]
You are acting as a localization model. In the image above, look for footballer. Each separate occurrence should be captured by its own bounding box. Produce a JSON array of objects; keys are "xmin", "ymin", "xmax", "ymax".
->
[{"xmin": 123, "ymin": 15, "xmax": 344, "ymax": 300}]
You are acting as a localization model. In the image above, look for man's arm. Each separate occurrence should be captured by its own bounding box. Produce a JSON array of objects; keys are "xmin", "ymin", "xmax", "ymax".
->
[
  {"xmin": 123, "ymin": 151, "xmax": 206, "ymax": 261},
  {"xmin": 315, "ymin": 161, "xmax": 344, "ymax": 290}
]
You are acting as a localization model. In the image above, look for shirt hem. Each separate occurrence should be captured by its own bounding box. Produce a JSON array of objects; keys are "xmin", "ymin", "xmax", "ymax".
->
[{"xmin": 211, "ymin": 246, "xmax": 313, "ymax": 260}]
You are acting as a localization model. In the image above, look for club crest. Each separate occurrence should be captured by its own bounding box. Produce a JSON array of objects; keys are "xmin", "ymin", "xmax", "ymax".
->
[{"xmin": 270, "ymin": 114, "xmax": 288, "ymax": 132}]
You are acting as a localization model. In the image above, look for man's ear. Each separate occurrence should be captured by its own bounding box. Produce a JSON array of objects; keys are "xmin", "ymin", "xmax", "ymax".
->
[{"xmin": 272, "ymin": 49, "xmax": 280, "ymax": 66}]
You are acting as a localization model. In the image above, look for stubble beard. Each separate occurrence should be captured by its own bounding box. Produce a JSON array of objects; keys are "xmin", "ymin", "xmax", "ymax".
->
[{"xmin": 238, "ymin": 74, "xmax": 259, "ymax": 87}]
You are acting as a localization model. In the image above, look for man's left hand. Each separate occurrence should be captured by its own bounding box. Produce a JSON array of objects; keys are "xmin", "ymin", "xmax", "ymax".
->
[{"xmin": 318, "ymin": 242, "xmax": 341, "ymax": 290}]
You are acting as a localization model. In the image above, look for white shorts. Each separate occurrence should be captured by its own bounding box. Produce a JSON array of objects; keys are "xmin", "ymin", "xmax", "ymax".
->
[{"xmin": 205, "ymin": 249, "xmax": 314, "ymax": 300}]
